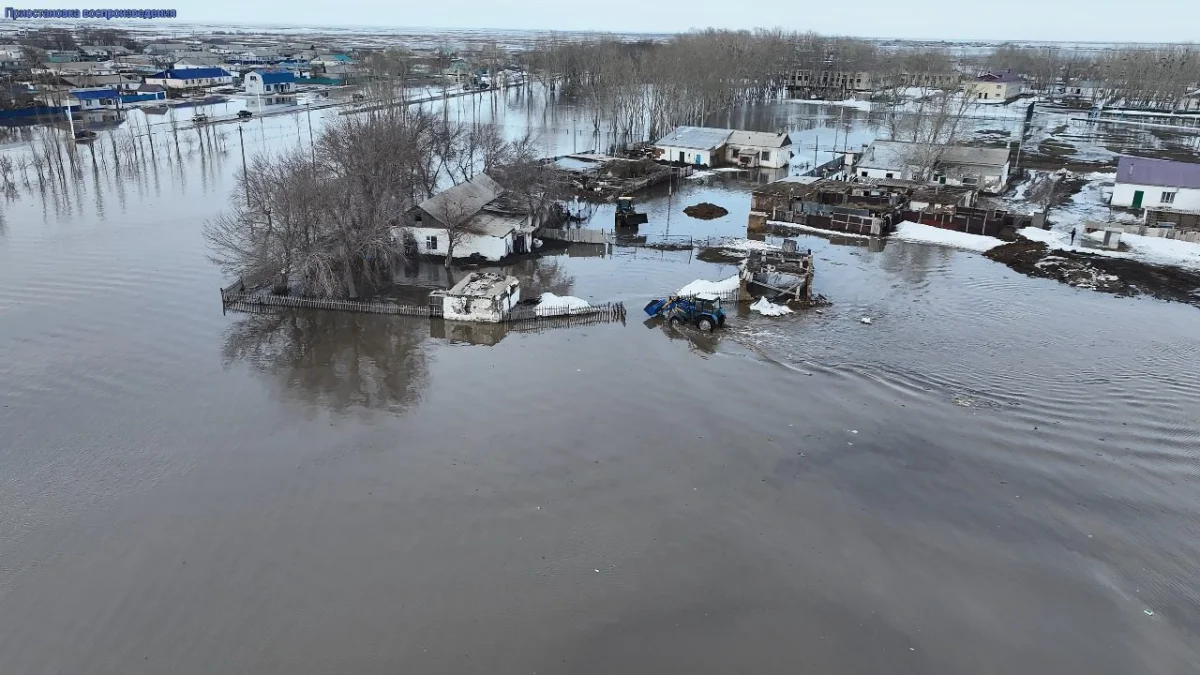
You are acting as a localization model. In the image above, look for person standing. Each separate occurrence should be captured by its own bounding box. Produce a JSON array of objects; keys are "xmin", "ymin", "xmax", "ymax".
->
[{"xmin": 1070, "ymin": 228, "xmax": 1077, "ymax": 245}]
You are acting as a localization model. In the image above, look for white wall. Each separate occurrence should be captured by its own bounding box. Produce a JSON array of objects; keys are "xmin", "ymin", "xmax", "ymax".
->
[
  {"xmin": 442, "ymin": 286, "xmax": 520, "ymax": 323},
  {"xmin": 725, "ymin": 145, "xmax": 792, "ymax": 169},
  {"xmin": 656, "ymin": 144, "xmax": 714, "ymax": 167},
  {"xmin": 856, "ymin": 166, "xmax": 907, "ymax": 180},
  {"xmin": 398, "ymin": 226, "xmax": 512, "ymax": 261},
  {"xmin": 1112, "ymin": 182, "xmax": 1200, "ymax": 210}
]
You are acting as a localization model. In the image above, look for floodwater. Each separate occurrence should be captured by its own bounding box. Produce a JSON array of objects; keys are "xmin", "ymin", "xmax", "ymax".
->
[{"xmin": 2, "ymin": 90, "xmax": 1200, "ymax": 674}]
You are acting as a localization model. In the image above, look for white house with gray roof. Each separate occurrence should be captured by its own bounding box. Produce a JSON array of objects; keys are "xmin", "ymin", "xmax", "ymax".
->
[
  {"xmin": 396, "ymin": 173, "xmax": 535, "ymax": 262},
  {"xmin": 1112, "ymin": 156, "xmax": 1200, "ymax": 212},
  {"xmin": 855, "ymin": 140, "xmax": 1011, "ymax": 193},
  {"xmin": 654, "ymin": 126, "xmax": 793, "ymax": 168}
]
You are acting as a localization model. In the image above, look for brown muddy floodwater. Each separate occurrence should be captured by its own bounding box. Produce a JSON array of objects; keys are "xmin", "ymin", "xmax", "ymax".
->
[{"xmin": 2, "ymin": 99, "xmax": 1200, "ymax": 674}]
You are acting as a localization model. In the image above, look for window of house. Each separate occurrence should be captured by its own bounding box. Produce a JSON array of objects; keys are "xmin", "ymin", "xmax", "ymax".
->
[
  {"xmin": 426, "ymin": 235, "xmax": 438, "ymax": 250},
  {"xmin": 761, "ymin": 150, "xmax": 771, "ymax": 161},
  {"xmin": 861, "ymin": 171, "xmax": 868, "ymax": 177},
  {"xmin": 1162, "ymin": 191, "xmax": 1177, "ymax": 204},
  {"xmin": 885, "ymin": 173, "xmax": 894, "ymax": 179}
]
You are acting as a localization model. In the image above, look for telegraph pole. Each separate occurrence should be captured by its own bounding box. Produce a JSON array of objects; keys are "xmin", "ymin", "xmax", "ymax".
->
[
  {"xmin": 238, "ymin": 124, "xmax": 249, "ymax": 208},
  {"xmin": 306, "ymin": 101, "xmax": 315, "ymax": 167}
]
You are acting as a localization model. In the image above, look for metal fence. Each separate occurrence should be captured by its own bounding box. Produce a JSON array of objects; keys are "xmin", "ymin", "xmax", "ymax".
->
[{"xmin": 540, "ymin": 228, "xmax": 613, "ymax": 245}]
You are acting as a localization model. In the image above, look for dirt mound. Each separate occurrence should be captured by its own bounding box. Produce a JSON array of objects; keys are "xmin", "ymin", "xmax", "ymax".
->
[
  {"xmin": 684, "ymin": 202, "xmax": 729, "ymax": 220},
  {"xmin": 985, "ymin": 235, "xmax": 1200, "ymax": 306}
]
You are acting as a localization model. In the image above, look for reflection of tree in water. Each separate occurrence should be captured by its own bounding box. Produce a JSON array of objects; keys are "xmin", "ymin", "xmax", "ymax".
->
[
  {"xmin": 222, "ymin": 309, "xmax": 429, "ymax": 414},
  {"xmin": 510, "ymin": 257, "xmax": 576, "ymax": 297},
  {"xmin": 878, "ymin": 238, "xmax": 954, "ymax": 286}
]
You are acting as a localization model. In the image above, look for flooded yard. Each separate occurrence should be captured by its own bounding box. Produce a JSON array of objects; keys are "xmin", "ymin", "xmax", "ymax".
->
[{"xmin": 2, "ymin": 90, "xmax": 1200, "ymax": 673}]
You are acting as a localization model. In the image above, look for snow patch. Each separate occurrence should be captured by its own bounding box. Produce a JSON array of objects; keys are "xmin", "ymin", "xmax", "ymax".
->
[
  {"xmin": 750, "ymin": 297, "xmax": 793, "ymax": 316},
  {"xmin": 678, "ymin": 274, "xmax": 740, "ymax": 297},
  {"xmin": 768, "ymin": 221, "xmax": 875, "ymax": 240},
  {"xmin": 535, "ymin": 292, "xmax": 592, "ymax": 316},
  {"xmin": 893, "ymin": 221, "xmax": 1004, "ymax": 252}
]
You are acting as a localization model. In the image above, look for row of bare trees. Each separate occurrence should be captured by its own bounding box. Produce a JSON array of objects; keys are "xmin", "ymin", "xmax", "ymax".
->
[
  {"xmin": 982, "ymin": 44, "xmax": 1200, "ymax": 110},
  {"xmin": 204, "ymin": 107, "xmax": 560, "ymax": 298}
]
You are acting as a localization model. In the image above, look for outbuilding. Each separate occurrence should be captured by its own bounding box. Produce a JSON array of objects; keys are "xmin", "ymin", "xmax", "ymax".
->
[{"xmin": 438, "ymin": 272, "xmax": 521, "ymax": 323}]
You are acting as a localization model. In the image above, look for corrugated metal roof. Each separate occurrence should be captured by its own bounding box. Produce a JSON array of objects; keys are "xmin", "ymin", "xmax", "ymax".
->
[
  {"xmin": 859, "ymin": 141, "xmax": 1009, "ymax": 171},
  {"xmin": 654, "ymin": 126, "xmax": 733, "ymax": 150},
  {"xmin": 727, "ymin": 130, "xmax": 791, "ymax": 149},
  {"xmin": 70, "ymin": 88, "xmax": 119, "ymax": 100},
  {"xmin": 976, "ymin": 70, "xmax": 1024, "ymax": 83},
  {"xmin": 417, "ymin": 173, "xmax": 505, "ymax": 227},
  {"xmin": 940, "ymin": 146, "xmax": 1011, "ymax": 167},
  {"xmin": 149, "ymin": 67, "xmax": 232, "ymax": 80},
  {"xmin": 1117, "ymin": 156, "xmax": 1200, "ymax": 189},
  {"xmin": 252, "ymin": 69, "xmax": 295, "ymax": 84}
]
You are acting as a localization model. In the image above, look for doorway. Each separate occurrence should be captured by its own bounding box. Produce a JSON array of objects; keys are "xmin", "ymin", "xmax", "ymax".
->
[{"xmin": 1132, "ymin": 190, "xmax": 1144, "ymax": 208}]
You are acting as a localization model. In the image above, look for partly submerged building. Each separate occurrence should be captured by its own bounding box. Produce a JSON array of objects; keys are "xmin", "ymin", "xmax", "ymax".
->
[
  {"xmin": 397, "ymin": 173, "xmax": 536, "ymax": 262},
  {"xmin": 653, "ymin": 126, "xmax": 793, "ymax": 168}
]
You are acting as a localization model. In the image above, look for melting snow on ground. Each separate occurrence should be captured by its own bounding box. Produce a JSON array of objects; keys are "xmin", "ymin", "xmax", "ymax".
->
[
  {"xmin": 893, "ymin": 221, "xmax": 1004, "ymax": 252},
  {"xmin": 767, "ymin": 221, "xmax": 874, "ymax": 240},
  {"xmin": 535, "ymin": 292, "xmax": 593, "ymax": 316},
  {"xmin": 719, "ymin": 238, "xmax": 781, "ymax": 252},
  {"xmin": 750, "ymin": 297, "xmax": 793, "ymax": 316},
  {"xmin": 678, "ymin": 274, "xmax": 740, "ymax": 296}
]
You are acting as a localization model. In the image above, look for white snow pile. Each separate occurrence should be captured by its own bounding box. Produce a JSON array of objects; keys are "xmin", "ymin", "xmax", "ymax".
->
[
  {"xmin": 687, "ymin": 170, "xmax": 715, "ymax": 180},
  {"xmin": 750, "ymin": 297, "xmax": 793, "ymax": 316},
  {"xmin": 718, "ymin": 238, "xmax": 781, "ymax": 253},
  {"xmin": 767, "ymin": 221, "xmax": 874, "ymax": 239},
  {"xmin": 1018, "ymin": 226, "xmax": 1200, "ymax": 271},
  {"xmin": 678, "ymin": 274, "xmax": 740, "ymax": 297},
  {"xmin": 893, "ymin": 221, "xmax": 1004, "ymax": 252},
  {"xmin": 535, "ymin": 292, "xmax": 593, "ymax": 317}
]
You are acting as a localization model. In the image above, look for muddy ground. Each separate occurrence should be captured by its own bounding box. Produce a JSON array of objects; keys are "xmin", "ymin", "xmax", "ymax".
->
[{"xmin": 985, "ymin": 237, "xmax": 1200, "ymax": 307}]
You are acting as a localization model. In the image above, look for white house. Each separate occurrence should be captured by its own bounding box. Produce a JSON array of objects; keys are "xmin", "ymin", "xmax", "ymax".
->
[
  {"xmin": 723, "ymin": 130, "xmax": 794, "ymax": 169},
  {"xmin": 1111, "ymin": 156, "xmax": 1200, "ymax": 212},
  {"xmin": 436, "ymin": 272, "xmax": 521, "ymax": 323},
  {"xmin": 855, "ymin": 140, "xmax": 1011, "ymax": 193},
  {"xmin": 964, "ymin": 70, "xmax": 1026, "ymax": 102},
  {"xmin": 244, "ymin": 69, "xmax": 296, "ymax": 95},
  {"xmin": 653, "ymin": 126, "xmax": 733, "ymax": 167},
  {"xmin": 397, "ymin": 173, "xmax": 535, "ymax": 262},
  {"xmin": 144, "ymin": 67, "xmax": 234, "ymax": 90}
]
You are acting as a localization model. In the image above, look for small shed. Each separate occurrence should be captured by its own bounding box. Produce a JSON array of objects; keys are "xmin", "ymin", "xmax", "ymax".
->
[{"xmin": 441, "ymin": 272, "xmax": 521, "ymax": 323}]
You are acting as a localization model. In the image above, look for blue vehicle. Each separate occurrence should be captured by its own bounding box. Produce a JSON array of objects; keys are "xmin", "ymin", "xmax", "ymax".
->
[{"xmin": 644, "ymin": 292, "xmax": 726, "ymax": 332}]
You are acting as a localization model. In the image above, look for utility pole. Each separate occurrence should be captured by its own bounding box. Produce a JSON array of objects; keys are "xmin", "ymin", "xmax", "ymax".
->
[
  {"xmin": 305, "ymin": 101, "xmax": 315, "ymax": 167},
  {"xmin": 238, "ymin": 124, "xmax": 249, "ymax": 208},
  {"xmin": 814, "ymin": 136, "xmax": 818, "ymax": 173}
]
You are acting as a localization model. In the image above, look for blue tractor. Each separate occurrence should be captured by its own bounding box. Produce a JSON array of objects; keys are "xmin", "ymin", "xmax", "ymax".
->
[{"xmin": 644, "ymin": 292, "xmax": 726, "ymax": 332}]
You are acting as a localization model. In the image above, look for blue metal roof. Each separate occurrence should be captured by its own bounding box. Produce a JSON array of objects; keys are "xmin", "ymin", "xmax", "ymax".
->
[
  {"xmin": 149, "ymin": 67, "xmax": 232, "ymax": 80},
  {"xmin": 253, "ymin": 70, "xmax": 295, "ymax": 84},
  {"xmin": 70, "ymin": 88, "xmax": 119, "ymax": 100}
]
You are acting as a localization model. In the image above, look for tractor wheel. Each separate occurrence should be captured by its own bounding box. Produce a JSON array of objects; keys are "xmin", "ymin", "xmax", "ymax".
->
[
  {"xmin": 669, "ymin": 316, "xmax": 681, "ymax": 328},
  {"xmin": 697, "ymin": 317, "xmax": 715, "ymax": 332}
]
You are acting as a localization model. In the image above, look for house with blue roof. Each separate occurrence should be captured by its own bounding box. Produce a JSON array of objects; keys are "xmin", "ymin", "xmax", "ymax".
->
[
  {"xmin": 144, "ymin": 67, "xmax": 233, "ymax": 91},
  {"xmin": 244, "ymin": 69, "xmax": 296, "ymax": 96},
  {"xmin": 68, "ymin": 88, "xmax": 121, "ymax": 111}
]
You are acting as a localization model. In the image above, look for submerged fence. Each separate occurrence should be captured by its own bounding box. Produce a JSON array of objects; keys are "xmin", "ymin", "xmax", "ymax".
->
[
  {"xmin": 220, "ymin": 280, "xmax": 626, "ymax": 326},
  {"xmin": 221, "ymin": 280, "xmax": 438, "ymax": 317}
]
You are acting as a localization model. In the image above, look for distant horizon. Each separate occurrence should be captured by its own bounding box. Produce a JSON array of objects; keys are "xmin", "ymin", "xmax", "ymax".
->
[
  {"xmin": 12, "ymin": 19, "xmax": 1195, "ymax": 50},
  {"xmin": 5, "ymin": 0, "xmax": 1200, "ymax": 44}
]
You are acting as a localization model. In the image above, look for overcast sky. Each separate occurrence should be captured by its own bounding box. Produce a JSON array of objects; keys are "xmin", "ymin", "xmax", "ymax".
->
[{"xmin": 23, "ymin": 0, "xmax": 1200, "ymax": 43}]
